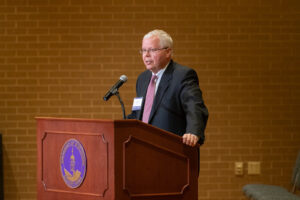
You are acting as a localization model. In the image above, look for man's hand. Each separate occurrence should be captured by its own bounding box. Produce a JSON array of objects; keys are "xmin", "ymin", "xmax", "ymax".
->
[{"xmin": 182, "ymin": 133, "xmax": 199, "ymax": 147}]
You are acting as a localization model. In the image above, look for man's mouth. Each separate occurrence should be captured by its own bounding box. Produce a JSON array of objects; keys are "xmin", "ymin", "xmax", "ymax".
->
[{"xmin": 145, "ymin": 60, "xmax": 152, "ymax": 65}]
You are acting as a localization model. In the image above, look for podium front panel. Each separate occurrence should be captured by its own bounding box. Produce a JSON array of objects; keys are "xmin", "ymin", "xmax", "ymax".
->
[{"xmin": 37, "ymin": 118, "xmax": 115, "ymax": 200}]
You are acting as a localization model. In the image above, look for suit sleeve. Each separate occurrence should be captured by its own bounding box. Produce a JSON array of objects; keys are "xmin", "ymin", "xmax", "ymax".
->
[{"xmin": 180, "ymin": 69, "xmax": 208, "ymax": 145}]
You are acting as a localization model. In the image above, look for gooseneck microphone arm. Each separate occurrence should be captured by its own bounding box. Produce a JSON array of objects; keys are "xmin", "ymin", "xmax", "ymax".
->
[
  {"xmin": 103, "ymin": 75, "xmax": 128, "ymax": 119},
  {"xmin": 115, "ymin": 91, "xmax": 126, "ymax": 119}
]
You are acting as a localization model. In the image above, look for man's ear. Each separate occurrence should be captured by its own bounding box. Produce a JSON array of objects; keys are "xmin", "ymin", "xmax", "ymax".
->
[{"xmin": 166, "ymin": 48, "xmax": 172, "ymax": 58}]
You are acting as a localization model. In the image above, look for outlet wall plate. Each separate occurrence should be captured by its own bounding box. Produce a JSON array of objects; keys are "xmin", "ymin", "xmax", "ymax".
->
[{"xmin": 235, "ymin": 162, "xmax": 243, "ymax": 175}]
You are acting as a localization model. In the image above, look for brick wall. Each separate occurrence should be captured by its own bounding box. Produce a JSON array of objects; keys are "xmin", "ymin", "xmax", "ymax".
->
[{"xmin": 1, "ymin": 0, "xmax": 300, "ymax": 199}]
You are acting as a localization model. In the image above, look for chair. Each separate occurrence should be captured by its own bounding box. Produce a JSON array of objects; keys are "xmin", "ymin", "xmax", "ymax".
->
[
  {"xmin": 0, "ymin": 134, "xmax": 3, "ymax": 200},
  {"xmin": 242, "ymin": 151, "xmax": 300, "ymax": 200}
]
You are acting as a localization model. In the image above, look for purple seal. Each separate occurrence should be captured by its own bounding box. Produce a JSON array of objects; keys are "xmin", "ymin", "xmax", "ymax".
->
[{"xmin": 60, "ymin": 138, "xmax": 87, "ymax": 188}]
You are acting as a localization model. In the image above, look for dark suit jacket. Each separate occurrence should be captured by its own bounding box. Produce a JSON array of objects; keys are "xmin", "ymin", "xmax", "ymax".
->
[{"xmin": 128, "ymin": 60, "xmax": 208, "ymax": 145}]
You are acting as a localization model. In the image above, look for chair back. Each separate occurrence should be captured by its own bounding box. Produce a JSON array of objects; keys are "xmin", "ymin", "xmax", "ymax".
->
[
  {"xmin": 292, "ymin": 150, "xmax": 300, "ymax": 192},
  {"xmin": 0, "ymin": 134, "xmax": 3, "ymax": 200}
]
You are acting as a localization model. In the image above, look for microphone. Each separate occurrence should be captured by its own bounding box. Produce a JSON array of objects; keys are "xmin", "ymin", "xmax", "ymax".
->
[{"xmin": 103, "ymin": 75, "xmax": 128, "ymax": 101}]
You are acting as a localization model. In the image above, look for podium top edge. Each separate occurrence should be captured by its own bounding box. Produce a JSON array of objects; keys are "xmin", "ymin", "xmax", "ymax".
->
[
  {"xmin": 35, "ymin": 117, "xmax": 198, "ymax": 147},
  {"xmin": 35, "ymin": 117, "xmax": 140, "ymax": 124},
  {"xmin": 35, "ymin": 117, "xmax": 119, "ymax": 123}
]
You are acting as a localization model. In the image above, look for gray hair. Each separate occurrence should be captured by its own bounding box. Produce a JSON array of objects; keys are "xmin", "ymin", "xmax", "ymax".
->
[{"xmin": 143, "ymin": 30, "xmax": 173, "ymax": 48}]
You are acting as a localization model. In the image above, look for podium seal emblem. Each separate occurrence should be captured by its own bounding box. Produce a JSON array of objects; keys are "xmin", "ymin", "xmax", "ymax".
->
[{"xmin": 60, "ymin": 138, "xmax": 87, "ymax": 188}]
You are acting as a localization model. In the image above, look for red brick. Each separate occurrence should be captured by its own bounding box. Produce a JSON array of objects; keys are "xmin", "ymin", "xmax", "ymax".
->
[{"xmin": 1, "ymin": 1, "xmax": 300, "ymax": 200}]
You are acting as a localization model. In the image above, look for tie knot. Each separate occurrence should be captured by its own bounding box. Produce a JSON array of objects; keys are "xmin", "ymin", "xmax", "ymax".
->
[{"xmin": 151, "ymin": 75, "xmax": 158, "ymax": 83}]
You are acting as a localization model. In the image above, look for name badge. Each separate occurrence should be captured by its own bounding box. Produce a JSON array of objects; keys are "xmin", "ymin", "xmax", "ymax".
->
[{"xmin": 132, "ymin": 97, "xmax": 143, "ymax": 111}]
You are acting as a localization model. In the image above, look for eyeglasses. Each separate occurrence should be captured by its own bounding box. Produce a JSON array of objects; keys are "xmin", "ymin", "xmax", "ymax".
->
[{"xmin": 139, "ymin": 47, "xmax": 169, "ymax": 54}]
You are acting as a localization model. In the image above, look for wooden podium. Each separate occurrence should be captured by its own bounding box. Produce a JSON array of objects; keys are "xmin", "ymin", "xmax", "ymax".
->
[{"xmin": 36, "ymin": 117, "xmax": 199, "ymax": 200}]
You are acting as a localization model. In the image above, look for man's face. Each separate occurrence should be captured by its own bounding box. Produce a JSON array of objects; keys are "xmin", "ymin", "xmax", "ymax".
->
[{"xmin": 142, "ymin": 36, "xmax": 171, "ymax": 73}]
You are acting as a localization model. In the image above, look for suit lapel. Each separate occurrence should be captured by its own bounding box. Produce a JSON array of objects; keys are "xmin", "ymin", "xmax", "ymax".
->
[{"xmin": 148, "ymin": 61, "xmax": 174, "ymax": 123}]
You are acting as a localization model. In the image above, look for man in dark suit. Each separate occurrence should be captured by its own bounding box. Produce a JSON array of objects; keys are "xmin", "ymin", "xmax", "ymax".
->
[{"xmin": 128, "ymin": 30, "xmax": 208, "ymax": 147}]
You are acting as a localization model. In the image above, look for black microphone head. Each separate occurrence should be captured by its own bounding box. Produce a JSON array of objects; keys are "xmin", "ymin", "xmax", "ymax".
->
[
  {"xmin": 120, "ymin": 75, "xmax": 128, "ymax": 82},
  {"xmin": 103, "ymin": 75, "xmax": 128, "ymax": 101}
]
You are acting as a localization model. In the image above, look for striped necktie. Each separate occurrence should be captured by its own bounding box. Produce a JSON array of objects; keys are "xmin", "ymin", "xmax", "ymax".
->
[{"xmin": 142, "ymin": 75, "xmax": 158, "ymax": 123}]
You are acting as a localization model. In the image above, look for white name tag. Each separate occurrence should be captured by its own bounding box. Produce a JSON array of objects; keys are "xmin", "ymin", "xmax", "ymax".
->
[{"xmin": 132, "ymin": 97, "xmax": 143, "ymax": 111}]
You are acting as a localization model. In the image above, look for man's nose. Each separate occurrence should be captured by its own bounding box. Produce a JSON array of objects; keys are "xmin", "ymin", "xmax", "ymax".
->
[{"xmin": 144, "ymin": 51, "xmax": 151, "ymax": 56}]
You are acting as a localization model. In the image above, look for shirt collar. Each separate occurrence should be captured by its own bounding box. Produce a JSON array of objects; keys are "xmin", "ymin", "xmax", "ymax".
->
[
  {"xmin": 151, "ymin": 61, "xmax": 170, "ymax": 93},
  {"xmin": 152, "ymin": 61, "xmax": 169, "ymax": 79}
]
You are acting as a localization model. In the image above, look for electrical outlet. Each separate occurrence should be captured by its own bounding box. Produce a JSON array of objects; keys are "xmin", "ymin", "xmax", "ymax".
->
[
  {"xmin": 235, "ymin": 162, "xmax": 243, "ymax": 175},
  {"xmin": 248, "ymin": 161, "xmax": 261, "ymax": 175}
]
